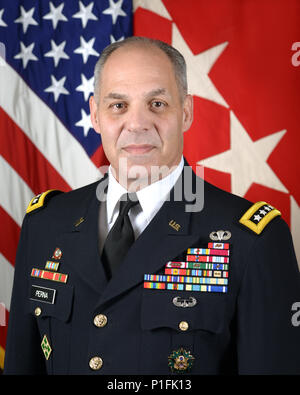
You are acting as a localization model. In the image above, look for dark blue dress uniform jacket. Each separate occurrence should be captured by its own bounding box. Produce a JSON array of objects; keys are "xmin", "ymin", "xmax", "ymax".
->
[{"xmin": 4, "ymin": 164, "xmax": 300, "ymax": 374}]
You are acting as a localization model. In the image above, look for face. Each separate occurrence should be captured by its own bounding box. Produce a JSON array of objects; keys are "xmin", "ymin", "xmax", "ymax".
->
[{"xmin": 90, "ymin": 45, "xmax": 193, "ymax": 188}]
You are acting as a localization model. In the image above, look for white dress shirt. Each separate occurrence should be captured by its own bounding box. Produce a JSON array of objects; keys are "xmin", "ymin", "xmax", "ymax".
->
[{"xmin": 98, "ymin": 156, "xmax": 184, "ymax": 254}]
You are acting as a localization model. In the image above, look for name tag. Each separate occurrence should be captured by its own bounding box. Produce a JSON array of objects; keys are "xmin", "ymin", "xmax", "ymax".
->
[{"xmin": 30, "ymin": 285, "xmax": 56, "ymax": 304}]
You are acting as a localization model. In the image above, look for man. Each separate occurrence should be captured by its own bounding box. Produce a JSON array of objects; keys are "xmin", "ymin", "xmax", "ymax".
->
[{"xmin": 4, "ymin": 37, "xmax": 300, "ymax": 375}]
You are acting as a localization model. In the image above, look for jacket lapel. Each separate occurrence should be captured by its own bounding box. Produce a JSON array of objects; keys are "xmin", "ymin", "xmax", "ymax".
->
[
  {"xmin": 97, "ymin": 165, "xmax": 206, "ymax": 307},
  {"xmin": 58, "ymin": 163, "xmax": 209, "ymax": 303},
  {"xmin": 58, "ymin": 175, "xmax": 108, "ymax": 294}
]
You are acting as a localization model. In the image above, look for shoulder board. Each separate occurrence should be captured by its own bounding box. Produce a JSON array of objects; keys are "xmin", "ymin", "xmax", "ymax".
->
[
  {"xmin": 239, "ymin": 201, "xmax": 281, "ymax": 234},
  {"xmin": 26, "ymin": 190, "xmax": 62, "ymax": 214}
]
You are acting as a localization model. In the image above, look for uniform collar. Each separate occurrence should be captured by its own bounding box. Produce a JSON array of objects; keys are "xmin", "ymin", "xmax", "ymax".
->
[{"xmin": 106, "ymin": 156, "xmax": 184, "ymax": 225}]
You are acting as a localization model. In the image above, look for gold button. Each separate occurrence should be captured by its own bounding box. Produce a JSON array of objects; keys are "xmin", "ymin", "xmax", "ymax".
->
[
  {"xmin": 179, "ymin": 321, "xmax": 189, "ymax": 331},
  {"xmin": 93, "ymin": 314, "xmax": 107, "ymax": 328},
  {"xmin": 34, "ymin": 307, "xmax": 42, "ymax": 317},
  {"xmin": 89, "ymin": 356, "xmax": 103, "ymax": 370}
]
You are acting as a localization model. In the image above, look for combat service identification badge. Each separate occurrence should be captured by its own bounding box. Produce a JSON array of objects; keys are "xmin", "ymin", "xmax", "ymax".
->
[
  {"xmin": 41, "ymin": 335, "xmax": 52, "ymax": 360},
  {"xmin": 168, "ymin": 348, "xmax": 195, "ymax": 373}
]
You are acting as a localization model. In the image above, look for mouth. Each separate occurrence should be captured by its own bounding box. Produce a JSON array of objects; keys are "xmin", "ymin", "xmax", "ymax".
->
[{"xmin": 122, "ymin": 144, "xmax": 155, "ymax": 155}]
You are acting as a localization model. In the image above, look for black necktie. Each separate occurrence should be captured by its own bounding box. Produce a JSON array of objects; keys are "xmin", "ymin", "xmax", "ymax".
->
[{"xmin": 101, "ymin": 193, "xmax": 139, "ymax": 278}]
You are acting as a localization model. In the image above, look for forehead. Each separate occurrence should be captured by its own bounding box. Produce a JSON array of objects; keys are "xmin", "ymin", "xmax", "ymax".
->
[{"xmin": 99, "ymin": 45, "xmax": 178, "ymax": 97}]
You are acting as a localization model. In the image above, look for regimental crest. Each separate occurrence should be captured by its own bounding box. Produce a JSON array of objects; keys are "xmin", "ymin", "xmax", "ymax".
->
[
  {"xmin": 52, "ymin": 248, "xmax": 62, "ymax": 260},
  {"xmin": 168, "ymin": 347, "xmax": 195, "ymax": 373}
]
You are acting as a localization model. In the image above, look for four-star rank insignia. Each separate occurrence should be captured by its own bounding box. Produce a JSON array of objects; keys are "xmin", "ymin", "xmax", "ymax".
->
[
  {"xmin": 168, "ymin": 348, "xmax": 195, "ymax": 373},
  {"xmin": 239, "ymin": 201, "xmax": 281, "ymax": 234},
  {"xmin": 26, "ymin": 190, "xmax": 62, "ymax": 214}
]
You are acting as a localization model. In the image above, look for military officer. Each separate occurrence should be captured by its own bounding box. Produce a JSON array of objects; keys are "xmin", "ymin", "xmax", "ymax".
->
[{"xmin": 4, "ymin": 37, "xmax": 300, "ymax": 375}]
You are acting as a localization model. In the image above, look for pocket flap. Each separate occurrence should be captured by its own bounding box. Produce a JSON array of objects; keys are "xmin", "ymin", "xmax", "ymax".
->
[{"xmin": 141, "ymin": 290, "xmax": 227, "ymax": 334}]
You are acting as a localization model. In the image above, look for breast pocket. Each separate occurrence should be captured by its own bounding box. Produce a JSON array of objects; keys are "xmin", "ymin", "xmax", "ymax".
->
[
  {"xmin": 28, "ymin": 281, "xmax": 74, "ymax": 374},
  {"xmin": 140, "ymin": 289, "xmax": 228, "ymax": 374}
]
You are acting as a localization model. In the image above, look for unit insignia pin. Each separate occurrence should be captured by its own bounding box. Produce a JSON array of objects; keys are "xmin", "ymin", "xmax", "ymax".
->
[
  {"xmin": 168, "ymin": 348, "xmax": 195, "ymax": 373},
  {"xmin": 209, "ymin": 230, "xmax": 231, "ymax": 241}
]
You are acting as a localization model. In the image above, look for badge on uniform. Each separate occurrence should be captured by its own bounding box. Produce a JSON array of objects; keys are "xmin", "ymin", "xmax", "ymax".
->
[
  {"xmin": 144, "ymin": 233, "xmax": 231, "ymax": 294},
  {"xmin": 52, "ymin": 248, "xmax": 62, "ymax": 260},
  {"xmin": 41, "ymin": 335, "xmax": 52, "ymax": 360},
  {"xmin": 168, "ymin": 348, "xmax": 195, "ymax": 373},
  {"xmin": 173, "ymin": 296, "xmax": 197, "ymax": 308},
  {"xmin": 30, "ymin": 247, "xmax": 68, "ymax": 283}
]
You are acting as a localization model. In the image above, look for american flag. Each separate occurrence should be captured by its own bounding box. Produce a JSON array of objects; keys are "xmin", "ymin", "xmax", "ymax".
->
[
  {"xmin": 0, "ymin": 0, "xmax": 132, "ymax": 370},
  {"xmin": 1, "ymin": 0, "xmax": 299, "ymax": 371}
]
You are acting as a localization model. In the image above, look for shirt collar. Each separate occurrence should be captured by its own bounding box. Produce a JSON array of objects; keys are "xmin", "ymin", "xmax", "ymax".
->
[{"xmin": 106, "ymin": 156, "xmax": 184, "ymax": 225}]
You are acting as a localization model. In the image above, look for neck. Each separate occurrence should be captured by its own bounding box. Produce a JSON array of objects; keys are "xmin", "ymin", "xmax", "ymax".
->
[{"xmin": 110, "ymin": 160, "xmax": 182, "ymax": 192}]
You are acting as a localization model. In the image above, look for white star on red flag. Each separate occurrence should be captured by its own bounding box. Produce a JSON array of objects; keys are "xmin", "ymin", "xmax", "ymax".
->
[
  {"xmin": 200, "ymin": 111, "xmax": 288, "ymax": 196},
  {"xmin": 172, "ymin": 23, "xmax": 229, "ymax": 108}
]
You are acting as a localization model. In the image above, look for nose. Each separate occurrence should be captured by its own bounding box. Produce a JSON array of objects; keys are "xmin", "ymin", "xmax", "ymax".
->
[{"xmin": 125, "ymin": 104, "xmax": 151, "ymax": 133}]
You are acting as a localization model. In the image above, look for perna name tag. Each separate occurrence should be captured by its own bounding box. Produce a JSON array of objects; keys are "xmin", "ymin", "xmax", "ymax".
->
[{"xmin": 30, "ymin": 285, "xmax": 56, "ymax": 304}]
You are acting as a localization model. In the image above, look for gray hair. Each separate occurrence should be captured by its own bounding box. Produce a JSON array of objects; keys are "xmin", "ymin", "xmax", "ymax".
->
[{"xmin": 93, "ymin": 36, "xmax": 188, "ymax": 103}]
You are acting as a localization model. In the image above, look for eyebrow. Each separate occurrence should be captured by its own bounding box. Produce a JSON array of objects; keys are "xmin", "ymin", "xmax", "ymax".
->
[
  {"xmin": 103, "ymin": 92, "xmax": 129, "ymax": 101},
  {"xmin": 145, "ymin": 88, "xmax": 167, "ymax": 99},
  {"xmin": 103, "ymin": 88, "xmax": 168, "ymax": 102}
]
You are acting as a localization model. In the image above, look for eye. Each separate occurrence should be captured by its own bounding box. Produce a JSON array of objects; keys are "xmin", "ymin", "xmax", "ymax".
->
[
  {"xmin": 150, "ymin": 100, "xmax": 167, "ymax": 111},
  {"xmin": 110, "ymin": 102, "xmax": 127, "ymax": 111},
  {"xmin": 151, "ymin": 100, "xmax": 164, "ymax": 108}
]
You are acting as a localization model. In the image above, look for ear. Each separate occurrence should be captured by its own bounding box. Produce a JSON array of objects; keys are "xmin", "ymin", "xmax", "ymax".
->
[
  {"xmin": 182, "ymin": 94, "xmax": 193, "ymax": 133},
  {"xmin": 89, "ymin": 95, "xmax": 101, "ymax": 135}
]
